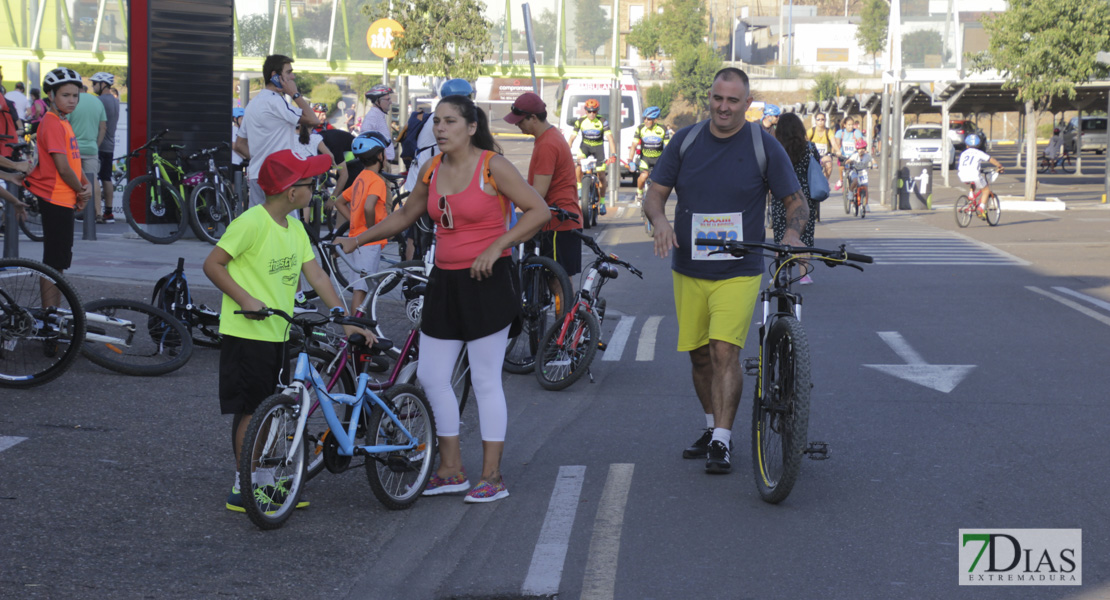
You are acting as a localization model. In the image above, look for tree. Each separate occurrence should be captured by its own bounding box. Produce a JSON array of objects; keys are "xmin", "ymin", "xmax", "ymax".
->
[
  {"xmin": 628, "ymin": 12, "xmax": 665, "ymax": 59},
  {"xmin": 673, "ymin": 44, "xmax": 722, "ymax": 117},
  {"xmin": 810, "ymin": 71, "xmax": 846, "ymax": 102},
  {"xmin": 971, "ymin": 0, "xmax": 1110, "ymax": 199},
  {"xmin": 856, "ymin": 0, "xmax": 888, "ymax": 73},
  {"xmin": 575, "ymin": 0, "xmax": 611, "ymax": 64},
  {"xmin": 901, "ymin": 30, "xmax": 949, "ymax": 68},
  {"xmin": 363, "ymin": 0, "xmax": 493, "ymax": 80},
  {"xmin": 659, "ymin": 0, "xmax": 707, "ymax": 58},
  {"xmin": 531, "ymin": 8, "xmax": 560, "ymax": 63}
]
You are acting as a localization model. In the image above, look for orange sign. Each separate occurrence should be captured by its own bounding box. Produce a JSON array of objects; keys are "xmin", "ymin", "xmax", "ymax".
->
[{"xmin": 367, "ymin": 18, "xmax": 403, "ymax": 59}]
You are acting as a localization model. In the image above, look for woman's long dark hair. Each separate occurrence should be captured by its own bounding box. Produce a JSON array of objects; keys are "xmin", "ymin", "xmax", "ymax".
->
[
  {"xmin": 775, "ymin": 112, "xmax": 809, "ymax": 165},
  {"xmin": 438, "ymin": 95, "xmax": 502, "ymax": 154}
]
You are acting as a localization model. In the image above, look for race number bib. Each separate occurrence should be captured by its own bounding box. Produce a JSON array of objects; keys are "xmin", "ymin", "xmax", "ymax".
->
[
  {"xmin": 814, "ymin": 142, "xmax": 828, "ymax": 154},
  {"xmin": 857, "ymin": 169, "xmax": 869, "ymax": 185},
  {"xmin": 691, "ymin": 212, "xmax": 743, "ymax": 260}
]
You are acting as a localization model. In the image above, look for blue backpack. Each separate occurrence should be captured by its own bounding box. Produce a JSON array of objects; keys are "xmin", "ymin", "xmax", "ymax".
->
[{"xmin": 399, "ymin": 109, "xmax": 428, "ymax": 162}]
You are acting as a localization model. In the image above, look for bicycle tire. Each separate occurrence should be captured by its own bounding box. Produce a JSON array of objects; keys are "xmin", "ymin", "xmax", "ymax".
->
[
  {"xmin": 580, "ymin": 176, "xmax": 593, "ymax": 230},
  {"xmin": 369, "ymin": 260, "xmax": 425, "ymax": 355},
  {"xmin": 536, "ymin": 307, "xmax": 600, "ymax": 391},
  {"xmin": 985, "ymin": 193, "xmax": 1001, "ymax": 226},
  {"xmin": 954, "ymin": 196, "xmax": 972, "ymax": 228},
  {"xmin": 187, "ymin": 180, "xmax": 234, "ymax": 245},
  {"xmin": 1059, "ymin": 156, "xmax": 1074, "ymax": 174},
  {"xmin": 18, "ymin": 191, "xmax": 44, "ymax": 242},
  {"xmin": 589, "ymin": 184, "xmax": 600, "ymax": 227},
  {"xmin": 365, "ymin": 383, "xmax": 436, "ymax": 510},
  {"xmin": 239, "ymin": 389, "xmax": 306, "ymax": 530},
  {"xmin": 752, "ymin": 316, "xmax": 811, "ymax": 504},
  {"xmin": 296, "ymin": 347, "xmax": 356, "ymax": 481},
  {"xmin": 1037, "ymin": 157, "xmax": 1049, "ymax": 174},
  {"xmin": 122, "ymin": 174, "xmax": 188, "ymax": 244},
  {"xmin": 504, "ymin": 256, "xmax": 572, "ymax": 374},
  {"xmin": 0, "ymin": 258, "xmax": 86, "ymax": 388},
  {"xmin": 81, "ymin": 298, "xmax": 193, "ymax": 376},
  {"xmin": 859, "ymin": 189, "xmax": 867, "ymax": 219}
]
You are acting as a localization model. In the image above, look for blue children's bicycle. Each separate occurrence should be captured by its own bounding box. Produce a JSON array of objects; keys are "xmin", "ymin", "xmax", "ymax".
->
[{"xmin": 236, "ymin": 308, "xmax": 436, "ymax": 530}]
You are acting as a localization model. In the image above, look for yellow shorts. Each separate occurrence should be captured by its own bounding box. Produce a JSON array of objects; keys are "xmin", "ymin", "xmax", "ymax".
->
[{"xmin": 672, "ymin": 271, "xmax": 761, "ymax": 351}]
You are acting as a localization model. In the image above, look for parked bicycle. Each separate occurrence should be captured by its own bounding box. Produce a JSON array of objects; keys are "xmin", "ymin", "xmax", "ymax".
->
[
  {"xmin": 187, "ymin": 142, "xmax": 237, "ymax": 245},
  {"xmin": 0, "ymin": 258, "xmax": 86, "ymax": 387},
  {"xmin": 955, "ymin": 166, "xmax": 1001, "ymax": 227},
  {"xmin": 236, "ymin": 307, "xmax": 436, "ymax": 530},
  {"xmin": 699, "ymin": 238, "xmax": 871, "ymax": 504},
  {"xmin": 152, "ymin": 257, "xmax": 222, "ymax": 348},
  {"xmin": 535, "ymin": 231, "xmax": 642, "ymax": 391},
  {"xmin": 121, "ymin": 129, "xmax": 202, "ymax": 244},
  {"xmin": 1, "ymin": 138, "xmax": 44, "ymax": 242}
]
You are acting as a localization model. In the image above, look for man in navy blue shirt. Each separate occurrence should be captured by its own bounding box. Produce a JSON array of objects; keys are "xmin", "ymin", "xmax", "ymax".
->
[{"xmin": 643, "ymin": 67, "xmax": 809, "ymax": 475}]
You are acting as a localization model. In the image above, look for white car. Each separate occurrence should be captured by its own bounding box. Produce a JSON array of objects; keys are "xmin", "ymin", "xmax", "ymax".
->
[{"xmin": 902, "ymin": 125, "xmax": 956, "ymax": 167}]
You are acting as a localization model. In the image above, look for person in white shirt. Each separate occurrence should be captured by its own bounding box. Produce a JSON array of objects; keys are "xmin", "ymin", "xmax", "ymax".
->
[
  {"xmin": 360, "ymin": 84, "xmax": 395, "ymax": 167},
  {"xmin": 4, "ymin": 82, "xmax": 29, "ymax": 121},
  {"xmin": 233, "ymin": 54, "xmax": 320, "ymax": 207},
  {"xmin": 957, "ymin": 134, "xmax": 1005, "ymax": 216},
  {"xmin": 1044, "ymin": 128, "xmax": 1064, "ymax": 173}
]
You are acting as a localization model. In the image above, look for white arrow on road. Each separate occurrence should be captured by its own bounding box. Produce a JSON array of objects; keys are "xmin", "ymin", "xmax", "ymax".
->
[{"xmin": 863, "ymin": 331, "xmax": 975, "ymax": 393}]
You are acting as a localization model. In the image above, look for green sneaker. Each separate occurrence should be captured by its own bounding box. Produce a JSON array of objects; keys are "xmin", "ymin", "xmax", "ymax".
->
[{"xmin": 226, "ymin": 487, "xmax": 245, "ymax": 513}]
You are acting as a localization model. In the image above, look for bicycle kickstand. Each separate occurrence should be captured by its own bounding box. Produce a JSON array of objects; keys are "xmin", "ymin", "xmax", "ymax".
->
[{"xmin": 587, "ymin": 366, "xmax": 595, "ymax": 384}]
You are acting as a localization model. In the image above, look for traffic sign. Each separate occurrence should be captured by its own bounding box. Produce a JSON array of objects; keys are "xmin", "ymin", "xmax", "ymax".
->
[{"xmin": 367, "ymin": 18, "xmax": 403, "ymax": 59}]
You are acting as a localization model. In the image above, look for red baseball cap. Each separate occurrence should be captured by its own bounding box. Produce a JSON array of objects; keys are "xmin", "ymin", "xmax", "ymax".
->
[
  {"xmin": 258, "ymin": 149, "xmax": 332, "ymax": 196},
  {"xmin": 504, "ymin": 92, "xmax": 546, "ymax": 125}
]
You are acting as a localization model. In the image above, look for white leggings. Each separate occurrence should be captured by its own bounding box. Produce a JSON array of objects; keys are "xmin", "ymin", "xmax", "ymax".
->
[{"xmin": 417, "ymin": 325, "xmax": 510, "ymax": 441}]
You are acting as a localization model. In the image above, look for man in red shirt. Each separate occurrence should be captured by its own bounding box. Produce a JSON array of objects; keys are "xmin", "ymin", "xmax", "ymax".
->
[{"xmin": 505, "ymin": 92, "xmax": 582, "ymax": 283}]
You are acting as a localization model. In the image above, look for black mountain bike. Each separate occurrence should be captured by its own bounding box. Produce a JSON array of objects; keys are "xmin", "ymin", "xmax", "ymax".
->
[{"xmin": 700, "ymin": 238, "xmax": 871, "ymax": 504}]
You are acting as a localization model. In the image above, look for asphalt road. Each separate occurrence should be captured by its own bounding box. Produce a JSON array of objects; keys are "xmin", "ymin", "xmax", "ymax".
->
[{"xmin": 3, "ymin": 135, "xmax": 1110, "ymax": 599}]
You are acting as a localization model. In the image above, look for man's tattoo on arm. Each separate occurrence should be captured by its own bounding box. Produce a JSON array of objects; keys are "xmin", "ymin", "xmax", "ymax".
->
[{"xmin": 783, "ymin": 190, "xmax": 810, "ymax": 238}]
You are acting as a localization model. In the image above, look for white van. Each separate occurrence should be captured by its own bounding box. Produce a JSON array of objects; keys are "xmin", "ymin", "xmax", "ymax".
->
[{"xmin": 557, "ymin": 70, "xmax": 643, "ymax": 183}]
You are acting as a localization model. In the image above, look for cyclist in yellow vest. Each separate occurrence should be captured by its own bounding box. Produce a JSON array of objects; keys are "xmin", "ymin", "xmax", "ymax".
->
[
  {"xmin": 629, "ymin": 106, "xmax": 669, "ymax": 203},
  {"xmin": 567, "ymin": 98, "xmax": 618, "ymax": 214},
  {"xmin": 806, "ymin": 112, "xmax": 836, "ymax": 178}
]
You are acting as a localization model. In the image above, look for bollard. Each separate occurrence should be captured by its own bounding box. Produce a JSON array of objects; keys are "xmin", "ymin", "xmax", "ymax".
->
[
  {"xmin": 82, "ymin": 194, "xmax": 97, "ymax": 240},
  {"xmin": 3, "ymin": 180, "xmax": 18, "ymax": 258}
]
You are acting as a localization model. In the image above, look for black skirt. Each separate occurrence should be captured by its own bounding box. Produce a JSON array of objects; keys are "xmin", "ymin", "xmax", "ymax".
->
[{"xmin": 421, "ymin": 256, "xmax": 522, "ymax": 341}]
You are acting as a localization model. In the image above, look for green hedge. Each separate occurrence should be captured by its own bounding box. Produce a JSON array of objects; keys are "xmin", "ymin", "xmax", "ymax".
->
[
  {"xmin": 645, "ymin": 83, "xmax": 677, "ymax": 121},
  {"xmin": 309, "ymin": 83, "xmax": 342, "ymax": 110}
]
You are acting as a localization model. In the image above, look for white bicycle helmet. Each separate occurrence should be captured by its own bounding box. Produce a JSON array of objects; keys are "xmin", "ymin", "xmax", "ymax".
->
[
  {"xmin": 90, "ymin": 72, "xmax": 115, "ymax": 86},
  {"xmin": 43, "ymin": 67, "xmax": 82, "ymax": 93}
]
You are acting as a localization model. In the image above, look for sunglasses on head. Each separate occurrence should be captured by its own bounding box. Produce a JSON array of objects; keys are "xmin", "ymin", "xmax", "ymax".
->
[
  {"xmin": 510, "ymin": 105, "xmax": 532, "ymax": 117},
  {"xmin": 437, "ymin": 195, "xmax": 454, "ymax": 229}
]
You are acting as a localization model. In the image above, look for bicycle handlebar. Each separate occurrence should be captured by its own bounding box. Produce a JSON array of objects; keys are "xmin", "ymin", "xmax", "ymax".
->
[
  {"xmin": 572, "ymin": 230, "xmax": 644, "ymax": 278},
  {"xmin": 549, "ymin": 206, "xmax": 580, "ymax": 224},
  {"xmin": 697, "ymin": 238, "xmax": 873, "ymax": 266},
  {"xmin": 234, "ymin": 307, "xmax": 378, "ymax": 330}
]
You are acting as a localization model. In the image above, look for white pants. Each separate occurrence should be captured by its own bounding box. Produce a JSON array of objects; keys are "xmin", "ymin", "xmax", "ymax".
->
[{"xmin": 417, "ymin": 326, "xmax": 510, "ymax": 441}]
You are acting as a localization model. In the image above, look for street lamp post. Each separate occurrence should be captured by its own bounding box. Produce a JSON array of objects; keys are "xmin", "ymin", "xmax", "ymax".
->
[{"xmin": 1097, "ymin": 52, "xmax": 1110, "ymax": 206}]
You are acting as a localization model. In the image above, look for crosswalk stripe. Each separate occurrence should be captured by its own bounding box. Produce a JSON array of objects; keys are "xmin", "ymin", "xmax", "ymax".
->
[
  {"xmin": 1027, "ymin": 286, "xmax": 1110, "ymax": 328},
  {"xmin": 602, "ymin": 317, "xmax": 636, "ymax": 361},
  {"xmin": 522, "ymin": 466, "xmax": 587, "ymax": 596},
  {"xmin": 0, "ymin": 436, "xmax": 28, "ymax": 453},
  {"xmin": 636, "ymin": 316, "xmax": 662, "ymax": 361},
  {"xmin": 826, "ymin": 216, "xmax": 1029, "ymax": 266},
  {"xmin": 1053, "ymin": 287, "xmax": 1110, "ymax": 312}
]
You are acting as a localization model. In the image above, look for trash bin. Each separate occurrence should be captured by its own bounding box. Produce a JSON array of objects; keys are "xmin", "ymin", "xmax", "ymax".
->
[{"xmin": 898, "ymin": 159, "xmax": 934, "ymax": 210}]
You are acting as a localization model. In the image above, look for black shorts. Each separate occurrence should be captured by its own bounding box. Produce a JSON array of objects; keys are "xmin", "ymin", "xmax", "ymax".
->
[
  {"xmin": 98, "ymin": 151, "xmax": 113, "ymax": 182},
  {"xmin": 539, "ymin": 229, "xmax": 583, "ymax": 277},
  {"xmin": 579, "ymin": 144, "xmax": 605, "ymax": 162},
  {"xmin": 39, "ymin": 198, "xmax": 74, "ymax": 272},
  {"xmin": 219, "ymin": 335, "xmax": 286, "ymax": 415},
  {"xmin": 421, "ymin": 256, "xmax": 520, "ymax": 341}
]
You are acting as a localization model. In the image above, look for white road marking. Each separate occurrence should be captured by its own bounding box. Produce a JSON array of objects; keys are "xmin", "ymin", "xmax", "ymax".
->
[
  {"xmin": 602, "ymin": 317, "xmax": 636, "ymax": 361},
  {"xmin": 863, "ymin": 332, "xmax": 975, "ymax": 393},
  {"xmin": 581, "ymin": 463, "xmax": 635, "ymax": 600},
  {"xmin": 877, "ymin": 331, "xmax": 925, "ymax": 364},
  {"xmin": 522, "ymin": 466, "xmax": 587, "ymax": 597},
  {"xmin": 635, "ymin": 316, "xmax": 662, "ymax": 361},
  {"xmin": 0, "ymin": 436, "xmax": 28, "ymax": 453},
  {"xmin": 1052, "ymin": 287, "xmax": 1110, "ymax": 313},
  {"xmin": 1027, "ymin": 286, "xmax": 1110, "ymax": 328}
]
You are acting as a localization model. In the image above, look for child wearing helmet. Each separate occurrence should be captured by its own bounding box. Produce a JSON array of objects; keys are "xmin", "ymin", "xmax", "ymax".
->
[
  {"xmin": 567, "ymin": 97, "xmax": 618, "ymax": 214},
  {"xmin": 844, "ymin": 137, "xmax": 872, "ymax": 203},
  {"xmin": 335, "ymin": 132, "xmax": 390, "ymax": 308},
  {"xmin": 957, "ymin": 134, "xmax": 1004, "ymax": 216},
  {"xmin": 630, "ymin": 106, "xmax": 669, "ymax": 202},
  {"xmin": 25, "ymin": 67, "xmax": 91, "ymax": 290}
]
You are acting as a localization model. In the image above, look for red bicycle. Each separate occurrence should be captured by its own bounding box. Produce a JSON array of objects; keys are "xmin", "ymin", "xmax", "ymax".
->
[{"xmin": 955, "ymin": 166, "xmax": 1001, "ymax": 227}]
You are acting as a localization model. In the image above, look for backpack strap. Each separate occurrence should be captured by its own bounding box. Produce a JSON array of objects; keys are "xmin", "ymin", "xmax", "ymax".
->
[
  {"xmin": 420, "ymin": 151, "xmax": 508, "ymax": 219},
  {"xmin": 750, "ymin": 120, "xmax": 767, "ymax": 184},
  {"xmin": 677, "ymin": 119, "xmax": 708, "ymax": 165}
]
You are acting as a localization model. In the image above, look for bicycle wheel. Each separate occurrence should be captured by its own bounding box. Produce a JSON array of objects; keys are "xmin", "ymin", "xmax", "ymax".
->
[
  {"xmin": 752, "ymin": 316, "xmax": 811, "ymax": 504},
  {"xmin": 301, "ymin": 240, "xmax": 352, "ymax": 301},
  {"xmin": 859, "ymin": 189, "xmax": 867, "ymax": 219},
  {"xmin": 985, "ymin": 193, "xmax": 1001, "ymax": 226},
  {"xmin": 369, "ymin": 260, "xmax": 425, "ymax": 355},
  {"xmin": 1037, "ymin": 157, "xmax": 1049, "ymax": 174},
  {"xmin": 504, "ymin": 256, "xmax": 572, "ymax": 374},
  {"xmin": 1059, "ymin": 156, "xmax": 1074, "ymax": 174},
  {"xmin": 81, "ymin": 298, "xmax": 193, "ymax": 376},
  {"xmin": 239, "ymin": 390, "xmax": 306, "ymax": 530},
  {"xmin": 0, "ymin": 258, "xmax": 86, "ymax": 388},
  {"xmin": 187, "ymin": 180, "xmax": 234, "ymax": 245},
  {"xmin": 122, "ymin": 174, "xmax": 188, "ymax": 244},
  {"xmin": 18, "ymin": 191, "xmax": 44, "ymax": 242},
  {"xmin": 589, "ymin": 184, "xmax": 599, "ymax": 227},
  {"xmin": 580, "ymin": 176, "xmax": 593, "ymax": 230},
  {"xmin": 365, "ymin": 383, "xmax": 436, "ymax": 510},
  {"xmin": 297, "ymin": 347, "xmax": 356, "ymax": 480},
  {"xmin": 954, "ymin": 196, "xmax": 972, "ymax": 228},
  {"xmin": 536, "ymin": 308, "xmax": 600, "ymax": 391}
]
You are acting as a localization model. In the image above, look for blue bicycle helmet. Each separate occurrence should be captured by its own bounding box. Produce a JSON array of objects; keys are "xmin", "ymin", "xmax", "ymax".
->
[
  {"xmin": 440, "ymin": 78, "xmax": 474, "ymax": 98},
  {"xmin": 964, "ymin": 133, "xmax": 982, "ymax": 148},
  {"xmin": 762, "ymin": 104, "xmax": 781, "ymax": 117},
  {"xmin": 352, "ymin": 131, "xmax": 389, "ymax": 156},
  {"xmin": 643, "ymin": 106, "xmax": 661, "ymax": 119},
  {"xmin": 232, "ymin": 107, "xmax": 244, "ymax": 118}
]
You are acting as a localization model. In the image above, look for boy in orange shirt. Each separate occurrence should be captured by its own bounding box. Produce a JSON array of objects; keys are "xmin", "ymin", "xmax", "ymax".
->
[
  {"xmin": 24, "ymin": 68, "xmax": 91, "ymax": 306},
  {"xmin": 336, "ymin": 131, "xmax": 389, "ymax": 310}
]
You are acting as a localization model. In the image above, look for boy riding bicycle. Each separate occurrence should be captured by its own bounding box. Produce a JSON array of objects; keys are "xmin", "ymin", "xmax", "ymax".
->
[{"xmin": 957, "ymin": 134, "xmax": 1005, "ymax": 216}]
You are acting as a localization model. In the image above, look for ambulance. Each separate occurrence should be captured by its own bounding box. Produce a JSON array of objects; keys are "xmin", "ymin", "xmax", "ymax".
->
[{"xmin": 557, "ymin": 69, "xmax": 644, "ymax": 183}]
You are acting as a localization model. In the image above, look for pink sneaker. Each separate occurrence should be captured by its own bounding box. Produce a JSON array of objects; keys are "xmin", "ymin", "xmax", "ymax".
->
[
  {"xmin": 798, "ymin": 274, "xmax": 814, "ymax": 285},
  {"xmin": 422, "ymin": 470, "xmax": 469, "ymax": 496},
  {"xmin": 835, "ymin": 180, "xmax": 842, "ymax": 191},
  {"xmin": 463, "ymin": 479, "xmax": 510, "ymax": 503}
]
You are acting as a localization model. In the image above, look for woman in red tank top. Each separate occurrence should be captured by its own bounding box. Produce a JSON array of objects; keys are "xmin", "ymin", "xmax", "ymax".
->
[{"xmin": 337, "ymin": 95, "xmax": 549, "ymax": 503}]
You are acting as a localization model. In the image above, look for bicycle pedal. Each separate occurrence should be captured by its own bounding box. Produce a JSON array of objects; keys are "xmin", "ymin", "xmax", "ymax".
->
[
  {"xmin": 804, "ymin": 441, "xmax": 830, "ymax": 461},
  {"xmin": 742, "ymin": 357, "xmax": 760, "ymax": 377},
  {"xmin": 597, "ymin": 340, "xmax": 607, "ymax": 351}
]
